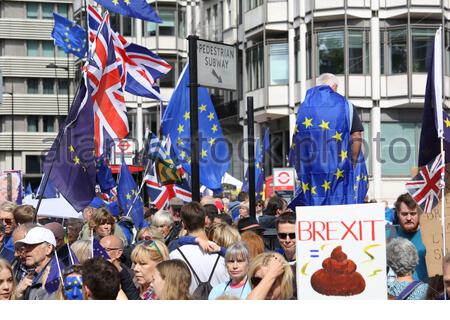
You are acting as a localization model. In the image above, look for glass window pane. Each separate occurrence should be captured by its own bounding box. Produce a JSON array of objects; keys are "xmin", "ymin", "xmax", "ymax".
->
[
  {"xmin": 27, "ymin": 79, "xmax": 39, "ymax": 94},
  {"xmin": 27, "ymin": 116, "xmax": 39, "ymax": 132},
  {"xmin": 42, "ymin": 3, "xmax": 54, "ymax": 20},
  {"xmin": 57, "ymin": 4, "xmax": 69, "ymax": 18},
  {"xmin": 159, "ymin": 10, "xmax": 175, "ymax": 36},
  {"xmin": 122, "ymin": 16, "xmax": 132, "ymax": 36},
  {"xmin": 43, "ymin": 116, "xmax": 55, "ymax": 132},
  {"xmin": 317, "ymin": 30, "xmax": 344, "ymax": 75},
  {"xmin": 270, "ymin": 43, "xmax": 288, "ymax": 85},
  {"xmin": 412, "ymin": 29, "xmax": 435, "ymax": 73},
  {"xmin": 27, "ymin": 40, "xmax": 39, "ymax": 56},
  {"xmin": 380, "ymin": 31, "xmax": 385, "ymax": 75},
  {"xmin": 42, "ymin": 41, "xmax": 54, "ymax": 57},
  {"xmin": 146, "ymin": 22, "xmax": 157, "ymax": 36},
  {"xmin": 58, "ymin": 79, "xmax": 69, "ymax": 95},
  {"xmin": 57, "ymin": 47, "xmax": 67, "ymax": 58},
  {"xmin": 43, "ymin": 79, "xmax": 54, "ymax": 94},
  {"xmin": 349, "ymin": 31, "xmax": 363, "ymax": 74},
  {"xmin": 26, "ymin": 155, "xmax": 41, "ymax": 173},
  {"xmin": 27, "ymin": 3, "xmax": 38, "ymax": 19},
  {"xmin": 178, "ymin": 10, "xmax": 186, "ymax": 38},
  {"xmin": 258, "ymin": 45, "xmax": 264, "ymax": 89},
  {"xmin": 381, "ymin": 123, "xmax": 417, "ymax": 176},
  {"xmin": 159, "ymin": 60, "xmax": 175, "ymax": 87},
  {"xmin": 389, "ymin": 29, "xmax": 407, "ymax": 74}
]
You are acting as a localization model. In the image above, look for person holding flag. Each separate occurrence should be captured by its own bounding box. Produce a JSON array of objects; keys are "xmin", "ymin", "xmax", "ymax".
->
[{"xmin": 288, "ymin": 73, "xmax": 365, "ymax": 207}]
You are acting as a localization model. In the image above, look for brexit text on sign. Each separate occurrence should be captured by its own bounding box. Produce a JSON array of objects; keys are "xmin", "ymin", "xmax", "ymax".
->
[{"xmin": 295, "ymin": 203, "xmax": 387, "ymax": 300}]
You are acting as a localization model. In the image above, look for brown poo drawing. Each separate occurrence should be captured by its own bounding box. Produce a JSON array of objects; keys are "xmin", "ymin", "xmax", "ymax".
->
[{"xmin": 310, "ymin": 246, "xmax": 365, "ymax": 296}]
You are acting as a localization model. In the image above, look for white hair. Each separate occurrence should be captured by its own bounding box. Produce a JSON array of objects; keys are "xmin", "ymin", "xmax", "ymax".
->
[
  {"xmin": 152, "ymin": 209, "xmax": 174, "ymax": 227},
  {"xmin": 317, "ymin": 73, "xmax": 339, "ymax": 89}
]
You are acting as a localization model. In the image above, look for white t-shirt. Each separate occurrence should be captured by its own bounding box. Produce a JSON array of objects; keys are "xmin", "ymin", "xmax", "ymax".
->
[{"xmin": 170, "ymin": 244, "xmax": 229, "ymax": 295}]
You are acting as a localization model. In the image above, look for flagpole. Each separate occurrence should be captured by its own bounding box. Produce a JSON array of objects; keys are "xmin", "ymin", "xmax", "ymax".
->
[{"xmin": 125, "ymin": 158, "xmax": 152, "ymax": 218}]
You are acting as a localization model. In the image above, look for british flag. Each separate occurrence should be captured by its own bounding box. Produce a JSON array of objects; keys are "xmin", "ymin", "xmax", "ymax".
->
[
  {"xmin": 145, "ymin": 165, "xmax": 191, "ymax": 209},
  {"xmin": 406, "ymin": 153, "xmax": 444, "ymax": 213},
  {"xmin": 88, "ymin": 5, "xmax": 171, "ymax": 100},
  {"xmin": 86, "ymin": 12, "xmax": 128, "ymax": 157}
]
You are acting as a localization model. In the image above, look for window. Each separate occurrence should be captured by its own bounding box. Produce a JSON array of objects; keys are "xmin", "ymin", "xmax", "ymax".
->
[
  {"xmin": 159, "ymin": 60, "xmax": 176, "ymax": 87},
  {"xmin": 57, "ymin": 47, "xmax": 67, "ymax": 58},
  {"xmin": 269, "ymin": 43, "xmax": 288, "ymax": 85},
  {"xmin": 43, "ymin": 79, "xmax": 54, "ymax": 94},
  {"xmin": 58, "ymin": 79, "xmax": 69, "ymax": 95},
  {"xmin": 212, "ymin": 4, "xmax": 218, "ymax": 41},
  {"xmin": 246, "ymin": 44, "xmax": 264, "ymax": 91},
  {"xmin": 389, "ymin": 29, "xmax": 407, "ymax": 74},
  {"xmin": 146, "ymin": 21, "xmax": 157, "ymax": 36},
  {"xmin": 245, "ymin": 0, "xmax": 263, "ymax": 12},
  {"xmin": 226, "ymin": 0, "xmax": 232, "ymax": 29},
  {"xmin": 43, "ymin": 116, "xmax": 55, "ymax": 132},
  {"xmin": 295, "ymin": 37, "xmax": 300, "ymax": 82},
  {"xmin": 159, "ymin": 10, "xmax": 175, "ymax": 36},
  {"xmin": 122, "ymin": 16, "xmax": 132, "ymax": 37},
  {"xmin": 27, "ymin": 79, "xmax": 39, "ymax": 94},
  {"xmin": 381, "ymin": 122, "xmax": 419, "ymax": 176},
  {"xmin": 412, "ymin": 29, "xmax": 435, "ymax": 72},
  {"xmin": 57, "ymin": 4, "xmax": 69, "ymax": 18},
  {"xmin": 178, "ymin": 9, "xmax": 186, "ymax": 38},
  {"xmin": 348, "ymin": 31, "xmax": 364, "ymax": 74},
  {"xmin": 27, "ymin": 116, "xmax": 39, "ymax": 132},
  {"xmin": 206, "ymin": 9, "xmax": 211, "ymax": 39},
  {"xmin": 27, "ymin": 3, "xmax": 38, "ymax": 19},
  {"xmin": 317, "ymin": 30, "xmax": 344, "ymax": 75},
  {"xmin": 380, "ymin": 30, "xmax": 385, "ymax": 75},
  {"xmin": 42, "ymin": 41, "xmax": 54, "ymax": 57},
  {"xmin": 42, "ymin": 3, "xmax": 54, "ymax": 20},
  {"xmin": 26, "ymin": 155, "xmax": 41, "ymax": 174},
  {"xmin": 27, "ymin": 40, "xmax": 39, "ymax": 56},
  {"xmin": 306, "ymin": 32, "xmax": 312, "ymax": 79}
]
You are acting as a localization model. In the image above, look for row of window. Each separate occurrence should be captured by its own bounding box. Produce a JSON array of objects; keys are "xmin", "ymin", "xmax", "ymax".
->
[
  {"xmin": 27, "ymin": 40, "xmax": 67, "ymax": 58},
  {"xmin": 27, "ymin": 78, "xmax": 69, "ymax": 95},
  {"xmin": 26, "ymin": 2, "xmax": 69, "ymax": 19}
]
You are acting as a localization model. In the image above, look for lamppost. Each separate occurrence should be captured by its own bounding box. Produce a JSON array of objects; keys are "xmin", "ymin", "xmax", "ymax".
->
[
  {"xmin": 46, "ymin": 63, "xmax": 70, "ymax": 115},
  {"xmin": 4, "ymin": 84, "xmax": 14, "ymax": 170}
]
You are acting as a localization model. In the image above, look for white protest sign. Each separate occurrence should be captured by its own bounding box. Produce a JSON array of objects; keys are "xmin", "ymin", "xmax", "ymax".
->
[
  {"xmin": 296, "ymin": 203, "xmax": 387, "ymax": 300},
  {"xmin": 197, "ymin": 40, "xmax": 237, "ymax": 90}
]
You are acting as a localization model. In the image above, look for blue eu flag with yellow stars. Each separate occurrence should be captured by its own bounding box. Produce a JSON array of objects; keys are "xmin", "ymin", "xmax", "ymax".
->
[
  {"xmin": 354, "ymin": 151, "xmax": 369, "ymax": 203},
  {"xmin": 161, "ymin": 64, "xmax": 230, "ymax": 191},
  {"xmin": 43, "ymin": 74, "xmax": 96, "ymax": 212},
  {"xmin": 95, "ymin": 0, "xmax": 162, "ymax": 23},
  {"xmin": 117, "ymin": 162, "xmax": 144, "ymax": 229},
  {"xmin": 288, "ymin": 85, "xmax": 355, "ymax": 207},
  {"xmin": 51, "ymin": 13, "xmax": 87, "ymax": 59}
]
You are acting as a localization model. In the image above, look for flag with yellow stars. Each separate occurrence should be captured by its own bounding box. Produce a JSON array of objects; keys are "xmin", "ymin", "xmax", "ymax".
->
[
  {"xmin": 117, "ymin": 162, "xmax": 144, "ymax": 229},
  {"xmin": 288, "ymin": 85, "xmax": 355, "ymax": 206},
  {"xmin": 52, "ymin": 13, "xmax": 87, "ymax": 59},
  {"xmin": 354, "ymin": 151, "xmax": 369, "ymax": 203},
  {"xmin": 418, "ymin": 37, "xmax": 450, "ymax": 167},
  {"xmin": 42, "ymin": 74, "xmax": 96, "ymax": 212},
  {"xmin": 161, "ymin": 64, "xmax": 230, "ymax": 190},
  {"xmin": 95, "ymin": 0, "xmax": 162, "ymax": 23}
]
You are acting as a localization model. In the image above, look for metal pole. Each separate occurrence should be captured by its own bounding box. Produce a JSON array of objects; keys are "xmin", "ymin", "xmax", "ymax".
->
[
  {"xmin": 11, "ymin": 83, "xmax": 14, "ymax": 170},
  {"xmin": 188, "ymin": 35, "xmax": 200, "ymax": 202},
  {"xmin": 247, "ymin": 96, "xmax": 255, "ymax": 218}
]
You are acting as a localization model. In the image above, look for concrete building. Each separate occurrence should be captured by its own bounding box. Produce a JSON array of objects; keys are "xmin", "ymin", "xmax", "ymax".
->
[{"xmin": 2, "ymin": 0, "xmax": 449, "ymax": 203}]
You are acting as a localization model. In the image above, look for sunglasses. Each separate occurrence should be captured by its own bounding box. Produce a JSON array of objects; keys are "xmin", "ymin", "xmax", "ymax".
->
[
  {"xmin": 250, "ymin": 276, "xmax": 262, "ymax": 287},
  {"xmin": 138, "ymin": 235, "xmax": 153, "ymax": 241},
  {"xmin": 142, "ymin": 240, "xmax": 162, "ymax": 257},
  {"xmin": 0, "ymin": 218, "xmax": 13, "ymax": 224},
  {"xmin": 278, "ymin": 232, "xmax": 296, "ymax": 240}
]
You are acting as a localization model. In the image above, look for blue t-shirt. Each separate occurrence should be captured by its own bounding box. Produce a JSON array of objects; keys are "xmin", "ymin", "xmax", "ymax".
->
[{"xmin": 208, "ymin": 280, "xmax": 252, "ymax": 300}]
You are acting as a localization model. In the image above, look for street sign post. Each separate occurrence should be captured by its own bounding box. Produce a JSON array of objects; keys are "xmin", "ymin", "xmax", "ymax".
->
[
  {"xmin": 197, "ymin": 40, "xmax": 237, "ymax": 90},
  {"xmin": 273, "ymin": 168, "xmax": 296, "ymax": 201}
]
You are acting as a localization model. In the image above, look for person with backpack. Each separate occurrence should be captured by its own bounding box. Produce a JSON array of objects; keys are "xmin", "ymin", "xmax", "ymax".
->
[
  {"xmin": 386, "ymin": 238, "xmax": 429, "ymax": 300},
  {"xmin": 169, "ymin": 202, "xmax": 229, "ymax": 299}
]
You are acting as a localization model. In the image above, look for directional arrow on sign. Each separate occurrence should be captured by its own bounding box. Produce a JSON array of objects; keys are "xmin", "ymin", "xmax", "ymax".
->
[{"xmin": 211, "ymin": 69, "xmax": 222, "ymax": 83}]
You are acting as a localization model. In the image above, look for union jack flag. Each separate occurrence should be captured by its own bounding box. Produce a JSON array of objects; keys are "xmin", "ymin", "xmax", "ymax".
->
[
  {"xmin": 88, "ymin": 5, "xmax": 171, "ymax": 100},
  {"xmin": 86, "ymin": 12, "xmax": 129, "ymax": 157},
  {"xmin": 406, "ymin": 153, "xmax": 444, "ymax": 213},
  {"xmin": 145, "ymin": 165, "xmax": 191, "ymax": 209}
]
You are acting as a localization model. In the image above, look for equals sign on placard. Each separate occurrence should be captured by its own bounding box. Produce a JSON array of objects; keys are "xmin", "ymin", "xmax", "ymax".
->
[{"xmin": 310, "ymin": 249, "xmax": 319, "ymax": 258}]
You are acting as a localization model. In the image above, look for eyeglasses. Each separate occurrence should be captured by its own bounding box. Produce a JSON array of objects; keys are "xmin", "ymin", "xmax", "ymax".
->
[
  {"xmin": 250, "ymin": 276, "xmax": 262, "ymax": 287},
  {"xmin": 104, "ymin": 247, "xmax": 122, "ymax": 252},
  {"xmin": 138, "ymin": 235, "xmax": 153, "ymax": 242},
  {"xmin": 142, "ymin": 240, "xmax": 162, "ymax": 257},
  {"xmin": 0, "ymin": 218, "xmax": 13, "ymax": 224},
  {"xmin": 399, "ymin": 211, "xmax": 418, "ymax": 217},
  {"xmin": 277, "ymin": 232, "xmax": 295, "ymax": 240}
]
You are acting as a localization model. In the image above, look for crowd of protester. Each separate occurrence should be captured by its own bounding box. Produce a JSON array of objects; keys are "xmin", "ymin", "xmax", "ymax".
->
[{"xmin": 0, "ymin": 191, "xmax": 449, "ymax": 300}]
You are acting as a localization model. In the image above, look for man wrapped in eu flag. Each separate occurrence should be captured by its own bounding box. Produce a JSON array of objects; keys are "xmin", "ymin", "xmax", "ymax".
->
[{"xmin": 288, "ymin": 73, "xmax": 366, "ymax": 207}]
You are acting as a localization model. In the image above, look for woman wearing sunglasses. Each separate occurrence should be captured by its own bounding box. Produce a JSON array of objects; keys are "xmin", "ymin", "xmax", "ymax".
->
[
  {"xmin": 208, "ymin": 241, "xmax": 252, "ymax": 300},
  {"xmin": 131, "ymin": 240, "xmax": 168, "ymax": 300},
  {"xmin": 247, "ymin": 252, "xmax": 294, "ymax": 300}
]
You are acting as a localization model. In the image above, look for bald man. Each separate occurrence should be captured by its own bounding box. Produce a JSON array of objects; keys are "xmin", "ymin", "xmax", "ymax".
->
[
  {"xmin": 100, "ymin": 235, "xmax": 139, "ymax": 300},
  {"xmin": 11, "ymin": 223, "xmax": 36, "ymax": 282}
]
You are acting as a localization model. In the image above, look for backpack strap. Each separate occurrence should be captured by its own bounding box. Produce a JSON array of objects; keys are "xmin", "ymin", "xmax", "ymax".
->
[
  {"xmin": 207, "ymin": 254, "xmax": 221, "ymax": 283},
  {"xmin": 396, "ymin": 281, "xmax": 422, "ymax": 300},
  {"xmin": 176, "ymin": 248, "xmax": 201, "ymax": 284}
]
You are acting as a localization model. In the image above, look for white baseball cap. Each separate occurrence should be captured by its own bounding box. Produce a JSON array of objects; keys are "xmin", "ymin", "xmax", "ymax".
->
[{"xmin": 16, "ymin": 226, "xmax": 56, "ymax": 247}]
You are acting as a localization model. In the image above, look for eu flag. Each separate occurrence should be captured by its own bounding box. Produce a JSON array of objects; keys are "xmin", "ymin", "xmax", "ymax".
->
[
  {"xmin": 117, "ymin": 162, "xmax": 144, "ymax": 229},
  {"xmin": 242, "ymin": 139, "xmax": 263, "ymax": 195},
  {"xmin": 93, "ymin": 238, "xmax": 110, "ymax": 259},
  {"xmin": 44, "ymin": 255, "xmax": 62, "ymax": 294},
  {"xmin": 42, "ymin": 74, "xmax": 97, "ymax": 212},
  {"xmin": 288, "ymin": 85, "xmax": 355, "ymax": 206},
  {"xmin": 418, "ymin": 37, "xmax": 450, "ymax": 166},
  {"xmin": 25, "ymin": 183, "xmax": 32, "ymax": 197},
  {"xmin": 354, "ymin": 151, "xmax": 369, "ymax": 203},
  {"xmin": 96, "ymin": 155, "xmax": 116, "ymax": 193},
  {"xmin": 95, "ymin": 0, "xmax": 162, "ymax": 23},
  {"xmin": 52, "ymin": 13, "xmax": 87, "ymax": 59},
  {"xmin": 161, "ymin": 64, "xmax": 230, "ymax": 191}
]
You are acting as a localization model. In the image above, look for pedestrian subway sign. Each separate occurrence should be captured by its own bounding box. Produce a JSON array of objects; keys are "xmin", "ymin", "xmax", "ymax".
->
[{"xmin": 197, "ymin": 39, "xmax": 237, "ymax": 91}]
